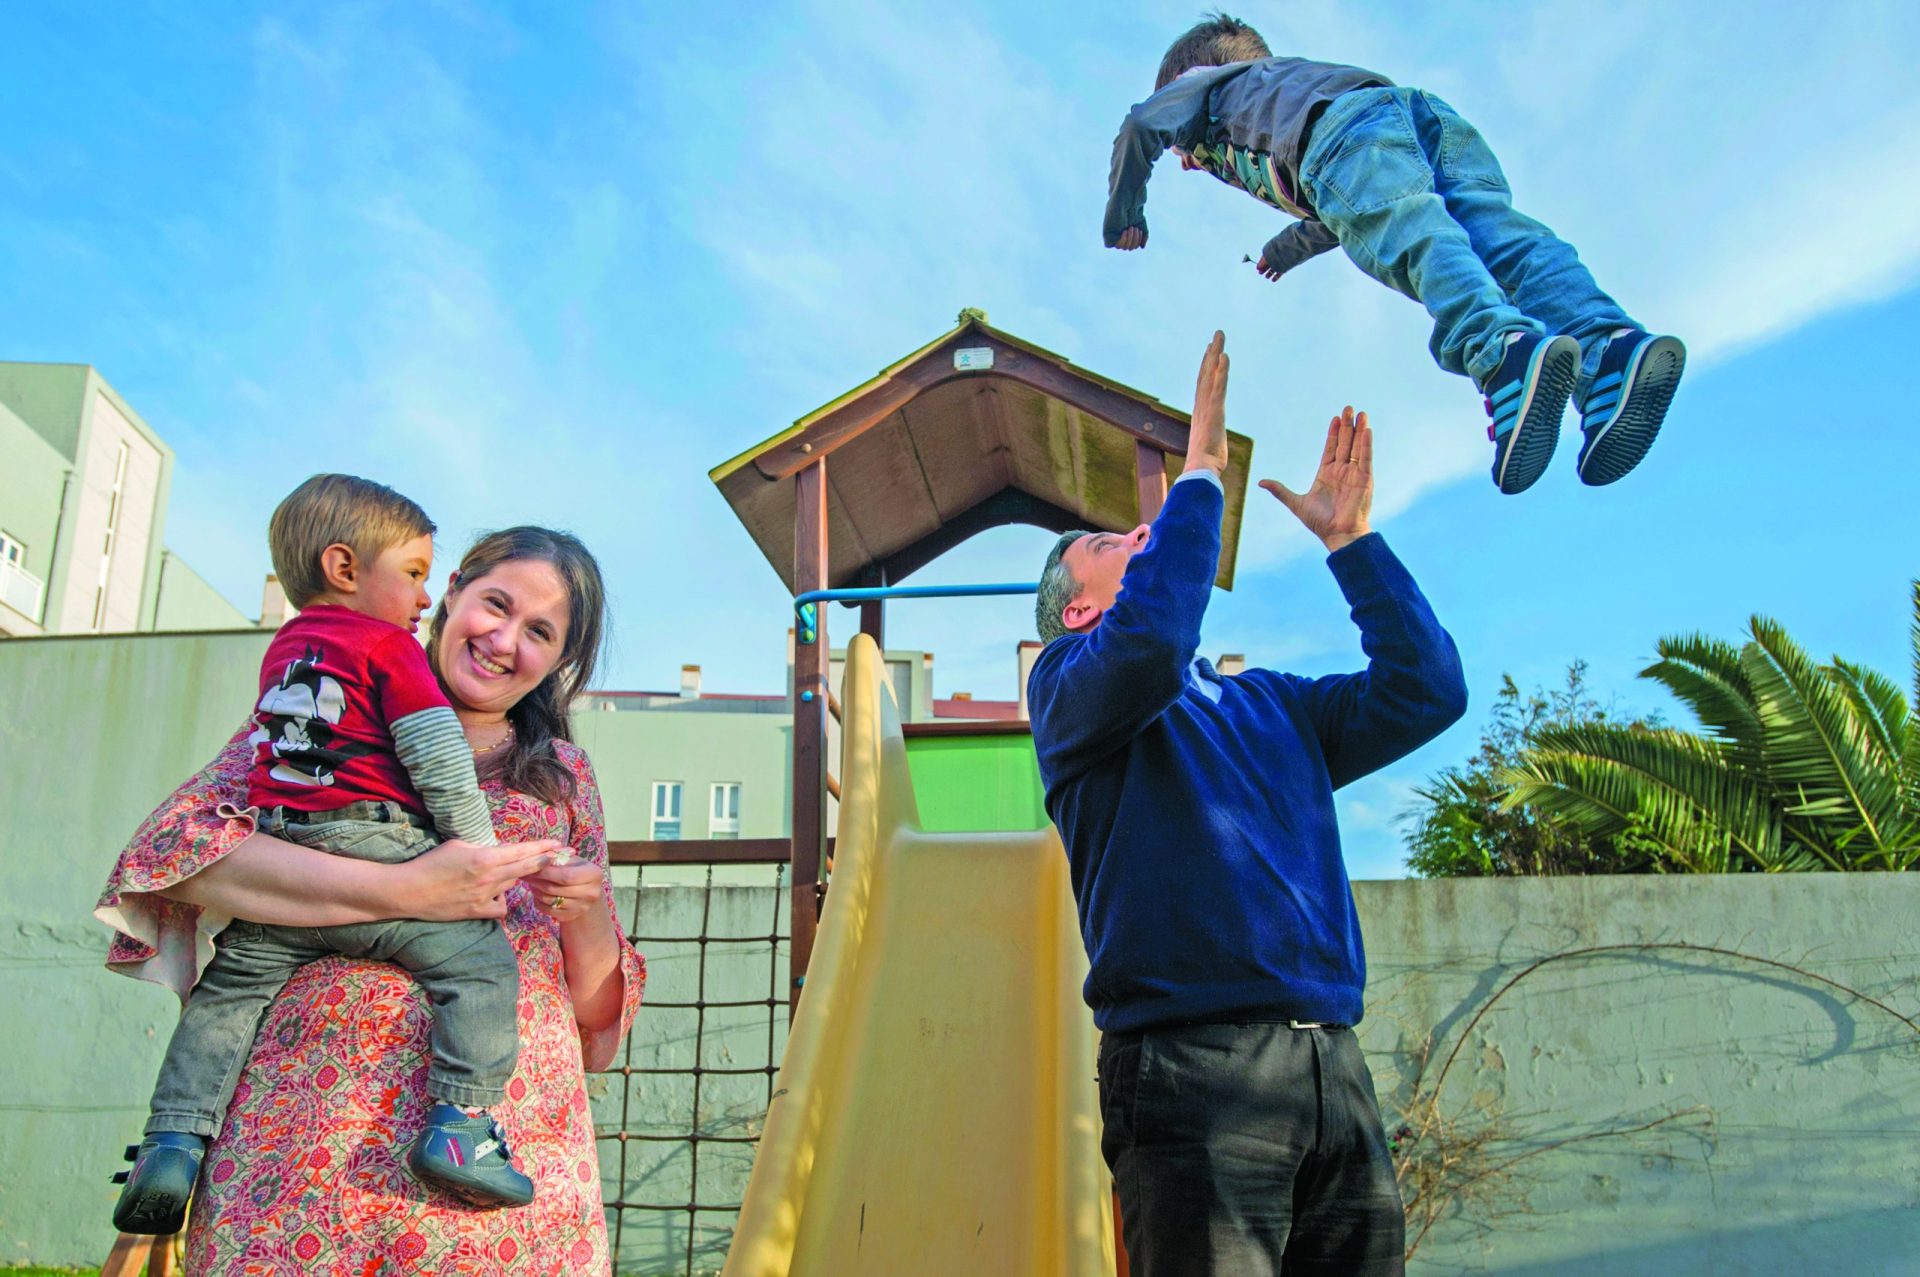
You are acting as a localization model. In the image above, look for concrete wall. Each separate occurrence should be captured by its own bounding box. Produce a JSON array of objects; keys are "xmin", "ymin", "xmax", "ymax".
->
[
  {"xmin": 0, "ymin": 629, "xmax": 270, "ymax": 1269},
  {"xmin": 5, "ymin": 633, "xmax": 1917, "ymax": 1273},
  {"xmin": 596, "ymin": 874, "xmax": 1920, "ymax": 1277},
  {"xmin": 1355, "ymin": 874, "xmax": 1920, "ymax": 1276}
]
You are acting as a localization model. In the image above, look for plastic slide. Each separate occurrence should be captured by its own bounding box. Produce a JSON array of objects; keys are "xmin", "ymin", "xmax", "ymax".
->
[{"xmin": 721, "ymin": 634, "xmax": 1115, "ymax": 1277}]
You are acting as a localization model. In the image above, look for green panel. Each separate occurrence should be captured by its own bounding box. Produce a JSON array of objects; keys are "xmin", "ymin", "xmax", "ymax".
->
[{"xmin": 904, "ymin": 732, "xmax": 1047, "ymax": 832}]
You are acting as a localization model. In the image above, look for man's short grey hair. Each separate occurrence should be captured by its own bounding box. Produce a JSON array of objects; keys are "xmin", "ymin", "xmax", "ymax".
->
[{"xmin": 1035, "ymin": 529, "xmax": 1092, "ymax": 645}]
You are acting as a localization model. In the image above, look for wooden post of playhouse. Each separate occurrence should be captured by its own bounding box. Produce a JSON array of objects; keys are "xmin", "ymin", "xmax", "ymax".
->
[
  {"xmin": 790, "ymin": 457, "xmax": 829, "ymax": 1015},
  {"xmin": 1135, "ymin": 440, "xmax": 1167, "ymax": 523},
  {"xmin": 859, "ymin": 567, "xmax": 885, "ymax": 647}
]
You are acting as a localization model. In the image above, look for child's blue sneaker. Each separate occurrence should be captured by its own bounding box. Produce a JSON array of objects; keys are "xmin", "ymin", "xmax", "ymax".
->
[
  {"xmin": 1480, "ymin": 332, "xmax": 1579, "ymax": 495},
  {"xmin": 111, "ymin": 1131, "xmax": 206, "ymax": 1235},
  {"xmin": 1575, "ymin": 329, "xmax": 1686, "ymax": 485},
  {"xmin": 408, "ymin": 1103, "xmax": 534, "ymax": 1208}
]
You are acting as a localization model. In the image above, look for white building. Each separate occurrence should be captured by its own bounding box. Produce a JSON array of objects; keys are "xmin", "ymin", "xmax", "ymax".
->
[{"xmin": 0, "ymin": 361, "xmax": 249, "ymax": 637}]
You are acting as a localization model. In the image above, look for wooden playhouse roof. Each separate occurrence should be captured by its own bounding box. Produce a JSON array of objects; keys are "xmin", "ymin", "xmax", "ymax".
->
[{"xmin": 709, "ymin": 310, "xmax": 1253, "ymax": 593}]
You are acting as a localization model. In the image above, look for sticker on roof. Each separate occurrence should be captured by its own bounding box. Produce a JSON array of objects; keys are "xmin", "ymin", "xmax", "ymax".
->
[{"xmin": 953, "ymin": 347, "xmax": 995, "ymax": 372}]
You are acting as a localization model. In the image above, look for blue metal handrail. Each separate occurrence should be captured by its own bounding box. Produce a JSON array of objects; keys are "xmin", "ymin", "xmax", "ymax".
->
[{"xmin": 793, "ymin": 582, "xmax": 1037, "ymax": 646}]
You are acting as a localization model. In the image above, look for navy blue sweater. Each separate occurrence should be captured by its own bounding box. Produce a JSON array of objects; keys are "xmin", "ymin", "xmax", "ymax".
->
[{"xmin": 1027, "ymin": 476, "xmax": 1466, "ymax": 1033}]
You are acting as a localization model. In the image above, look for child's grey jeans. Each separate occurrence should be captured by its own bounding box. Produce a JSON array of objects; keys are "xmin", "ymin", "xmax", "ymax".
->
[{"xmin": 144, "ymin": 801, "xmax": 520, "ymax": 1137}]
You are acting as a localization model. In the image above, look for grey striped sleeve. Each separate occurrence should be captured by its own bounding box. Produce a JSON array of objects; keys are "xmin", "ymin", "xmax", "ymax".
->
[{"xmin": 390, "ymin": 706, "xmax": 498, "ymax": 846}]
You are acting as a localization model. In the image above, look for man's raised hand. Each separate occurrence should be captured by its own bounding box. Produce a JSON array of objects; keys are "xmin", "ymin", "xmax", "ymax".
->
[
  {"xmin": 1259, "ymin": 406, "xmax": 1373, "ymax": 553},
  {"xmin": 1187, "ymin": 330, "xmax": 1230, "ymax": 476}
]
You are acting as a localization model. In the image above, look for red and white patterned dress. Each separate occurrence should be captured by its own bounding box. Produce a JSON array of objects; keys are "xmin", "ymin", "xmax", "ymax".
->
[{"xmin": 96, "ymin": 729, "xmax": 645, "ymax": 1276}]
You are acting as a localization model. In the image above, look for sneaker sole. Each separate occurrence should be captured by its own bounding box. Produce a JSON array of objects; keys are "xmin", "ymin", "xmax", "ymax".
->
[
  {"xmin": 1578, "ymin": 335, "xmax": 1686, "ymax": 485},
  {"xmin": 409, "ymin": 1153, "xmax": 534, "ymax": 1209},
  {"xmin": 1493, "ymin": 336, "xmax": 1577, "ymax": 495},
  {"xmin": 112, "ymin": 1187, "xmax": 190, "ymax": 1236}
]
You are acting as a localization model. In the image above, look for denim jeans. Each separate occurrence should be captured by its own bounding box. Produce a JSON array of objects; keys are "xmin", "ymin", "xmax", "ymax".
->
[
  {"xmin": 145, "ymin": 804, "xmax": 521, "ymax": 1136},
  {"xmin": 1099, "ymin": 1022, "xmax": 1405, "ymax": 1277},
  {"xmin": 1301, "ymin": 86, "xmax": 1634, "ymax": 392}
]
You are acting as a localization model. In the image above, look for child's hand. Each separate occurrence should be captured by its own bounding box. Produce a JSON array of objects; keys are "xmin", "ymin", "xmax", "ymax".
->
[
  {"xmin": 1255, "ymin": 255, "xmax": 1284, "ymax": 281},
  {"xmin": 1115, "ymin": 226, "xmax": 1148, "ymax": 251}
]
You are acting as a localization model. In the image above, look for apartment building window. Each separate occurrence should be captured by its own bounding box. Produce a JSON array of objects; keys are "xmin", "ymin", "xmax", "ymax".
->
[
  {"xmin": 710, "ymin": 783, "xmax": 741, "ymax": 839},
  {"xmin": 91, "ymin": 441, "xmax": 130, "ymax": 631},
  {"xmin": 651, "ymin": 781, "xmax": 683, "ymax": 841},
  {"xmin": 0, "ymin": 531, "xmax": 37, "ymax": 621}
]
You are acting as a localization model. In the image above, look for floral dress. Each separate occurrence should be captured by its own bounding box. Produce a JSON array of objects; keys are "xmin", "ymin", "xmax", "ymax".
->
[{"xmin": 96, "ymin": 731, "xmax": 645, "ymax": 1276}]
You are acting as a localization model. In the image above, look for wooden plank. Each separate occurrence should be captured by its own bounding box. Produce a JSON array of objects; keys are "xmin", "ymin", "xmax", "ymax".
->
[
  {"xmin": 902, "ymin": 720, "xmax": 1032, "ymax": 739},
  {"xmin": 608, "ymin": 839, "xmax": 793, "ymax": 865},
  {"xmin": 824, "ymin": 408, "xmax": 943, "ymax": 570},
  {"xmin": 754, "ymin": 351, "xmax": 963, "ymax": 481},
  {"xmin": 899, "ymin": 380, "xmax": 1005, "ymax": 525},
  {"xmin": 1135, "ymin": 440, "xmax": 1168, "ymax": 523},
  {"xmin": 989, "ymin": 342, "xmax": 1191, "ymax": 455},
  {"xmin": 855, "ymin": 566, "xmax": 886, "ymax": 647},
  {"xmin": 790, "ymin": 459, "xmax": 830, "ymax": 1014}
]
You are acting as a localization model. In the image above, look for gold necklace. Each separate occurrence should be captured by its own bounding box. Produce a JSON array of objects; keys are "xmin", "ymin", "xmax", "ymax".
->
[{"xmin": 470, "ymin": 721, "xmax": 516, "ymax": 755}]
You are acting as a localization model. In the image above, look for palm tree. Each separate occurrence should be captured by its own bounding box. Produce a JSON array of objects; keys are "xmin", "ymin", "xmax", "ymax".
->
[{"xmin": 1502, "ymin": 585, "xmax": 1920, "ymax": 873}]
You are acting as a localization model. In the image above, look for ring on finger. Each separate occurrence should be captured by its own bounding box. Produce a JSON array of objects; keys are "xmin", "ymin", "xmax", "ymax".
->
[{"xmin": 548, "ymin": 894, "xmax": 564, "ymax": 910}]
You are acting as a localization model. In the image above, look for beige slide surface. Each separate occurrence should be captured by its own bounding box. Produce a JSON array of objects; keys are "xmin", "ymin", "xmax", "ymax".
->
[{"xmin": 721, "ymin": 634, "xmax": 1114, "ymax": 1277}]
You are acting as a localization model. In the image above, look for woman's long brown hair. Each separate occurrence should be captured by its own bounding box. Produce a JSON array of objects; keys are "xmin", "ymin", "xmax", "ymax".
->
[{"xmin": 426, "ymin": 527, "xmax": 608, "ymax": 807}]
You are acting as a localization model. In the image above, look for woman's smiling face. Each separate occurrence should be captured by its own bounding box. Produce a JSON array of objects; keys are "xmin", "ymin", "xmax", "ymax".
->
[{"xmin": 435, "ymin": 557, "xmax": 572, "ymax": 716}]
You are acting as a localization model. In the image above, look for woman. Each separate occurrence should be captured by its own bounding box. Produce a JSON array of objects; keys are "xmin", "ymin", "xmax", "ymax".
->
[{"xmin": 96, "ymin": 526, "xmax": 645, "ymax": 1275}]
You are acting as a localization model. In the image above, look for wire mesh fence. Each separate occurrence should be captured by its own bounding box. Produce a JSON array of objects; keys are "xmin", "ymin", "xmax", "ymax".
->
[{"xmin": 596, "ymin": 866, "xmax": 792, "ymax": 1276}]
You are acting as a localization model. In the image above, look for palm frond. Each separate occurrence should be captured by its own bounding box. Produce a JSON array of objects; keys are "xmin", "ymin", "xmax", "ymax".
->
[
  {"xmin": 1504, "ymin": 725, "xmax": 1788, "ymax": 871},
  {"xmin": 1828, "ymin": 658, "xmax": 1909, "ymax": 771},
  {"xmin": 1741, "ymin": 617, "xmax": 1904, "ymax": 860},
  {"xmin": 1643, "ymin": 633, "xmax": 1764, "ymax": 760},
  {"xmin": 1909, "ymin": 580, "xmax": 1920, "ymax": 720}
]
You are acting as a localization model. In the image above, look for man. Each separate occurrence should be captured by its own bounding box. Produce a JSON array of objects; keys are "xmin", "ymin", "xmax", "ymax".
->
[{"xmin": 1027, "ymin": 332, "xmax": 1468, "ymax": 1276}]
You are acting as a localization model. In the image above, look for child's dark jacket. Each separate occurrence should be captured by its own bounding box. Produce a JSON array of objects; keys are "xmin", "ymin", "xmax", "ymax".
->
[{"xmin": 1105, "ymin": 57, "xmax": 1390, "ymax": 275}]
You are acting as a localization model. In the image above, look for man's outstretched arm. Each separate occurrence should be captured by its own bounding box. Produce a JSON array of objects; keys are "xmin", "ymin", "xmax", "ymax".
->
[
  {"xmin": 1028, "ymin": 333, "xmax": 1230, "ymax": 782},
  {"xmin": 1252, "ymin": 409, "xmax": 1468, "ymax": 787}
]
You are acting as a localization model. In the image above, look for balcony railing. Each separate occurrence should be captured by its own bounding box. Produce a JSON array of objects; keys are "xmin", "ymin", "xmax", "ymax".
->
[{"xmin": 0, "ymin": 558, "xmax": 45, "ymax": 624}]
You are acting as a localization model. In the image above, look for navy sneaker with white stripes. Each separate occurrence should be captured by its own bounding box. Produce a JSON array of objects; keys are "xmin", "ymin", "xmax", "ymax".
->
[
  {"xmin": 1480, "ymin": 332, "xmax": 1579, "ymax": 495},
  {"xmin": 1576, "ymin": 329, "xmax": 1686, "ymax": 485},
  {"xmin": 408, "ymin": 1103, "xmax": 535, "ymax": 1207}
]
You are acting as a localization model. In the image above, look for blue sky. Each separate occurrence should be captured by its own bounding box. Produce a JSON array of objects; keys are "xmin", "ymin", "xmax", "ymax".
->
[{"xmin": 7, "ymin": 1, "xmax": 1920, "ymax": 875}]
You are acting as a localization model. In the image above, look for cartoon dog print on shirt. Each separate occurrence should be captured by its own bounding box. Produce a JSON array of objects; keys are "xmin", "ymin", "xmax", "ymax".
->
[{"xmin": 249, "ymin": 645, "xmax": 374, "ymax": 786}]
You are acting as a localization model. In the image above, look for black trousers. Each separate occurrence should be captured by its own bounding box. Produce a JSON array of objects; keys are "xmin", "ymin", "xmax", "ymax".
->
[{"xmin": 1098, "ymin": 1021, "xmax": 1406, "ymax": 1277}]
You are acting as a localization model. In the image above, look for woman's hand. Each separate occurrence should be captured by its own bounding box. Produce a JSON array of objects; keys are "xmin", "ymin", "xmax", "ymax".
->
[
  {"xmin": 400, "ymin": 838, "xmax": 565, "ymax": 922},
  {"xmin": 520, "ymin": 855, "xmax": 608, "ymax": 926}
]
